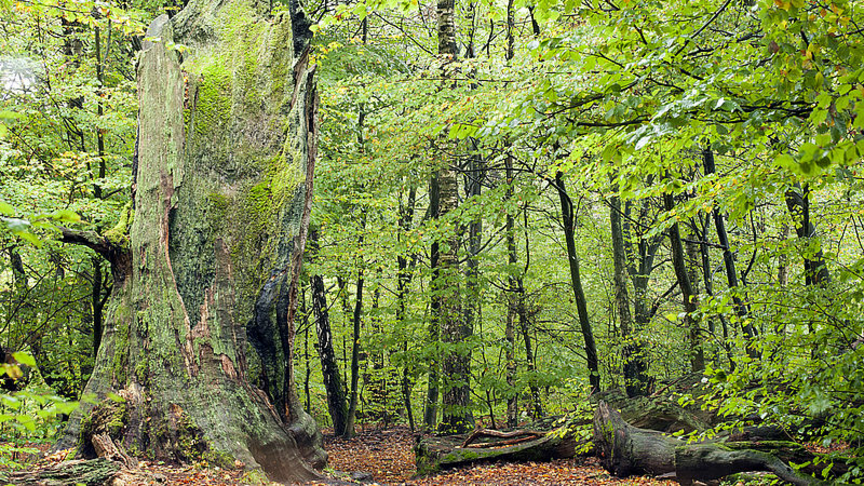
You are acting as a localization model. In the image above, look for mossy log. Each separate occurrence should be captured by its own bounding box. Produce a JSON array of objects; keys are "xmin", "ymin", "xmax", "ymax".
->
[
  {"xmin": 55, "ymin": 0, "xmax": 323, "ymax": 482},
  {"xmin": 414, "ymin": 422, "xmax": 587, "ymax": 476},
  {"xmin": 0, "ymin": 459, "xmax": 120, "ymax": 486},
  {"xmin": 592, "ymin": 382, "xmax": 713, "ymax": 434},
  {"xmin": 593, "ymin": 402, "xmax": 828, "ymax": 486}
]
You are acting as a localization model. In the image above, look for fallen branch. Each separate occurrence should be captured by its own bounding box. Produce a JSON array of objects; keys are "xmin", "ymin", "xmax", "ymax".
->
[{"xmin": 461, "ymin": 429, "xmax": 545, "ymax": 448}]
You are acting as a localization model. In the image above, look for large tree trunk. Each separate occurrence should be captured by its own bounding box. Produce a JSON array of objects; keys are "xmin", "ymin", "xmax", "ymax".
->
[{"xmin": 57, "ymin": 1, "xmax": 325, "ymax": 482}]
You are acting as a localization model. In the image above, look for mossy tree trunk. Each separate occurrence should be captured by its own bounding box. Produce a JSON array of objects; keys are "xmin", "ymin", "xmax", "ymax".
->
[{"xmin": 57, "ymin": 0, "xmax": 324, "ymax": 482}]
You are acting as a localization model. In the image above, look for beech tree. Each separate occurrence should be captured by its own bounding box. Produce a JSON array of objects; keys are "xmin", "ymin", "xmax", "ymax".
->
[{"xmin": 54, "ymin": 0, "xmax": 325, "ymax": 481}]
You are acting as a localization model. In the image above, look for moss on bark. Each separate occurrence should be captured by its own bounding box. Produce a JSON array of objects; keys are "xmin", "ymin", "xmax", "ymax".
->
[{"xmin": 56, "ymin": 0, "xmax": 323, "ymax": 482}]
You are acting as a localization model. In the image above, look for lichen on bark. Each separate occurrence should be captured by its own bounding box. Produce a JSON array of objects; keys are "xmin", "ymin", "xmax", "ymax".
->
[{"xmin": 57, "ymin": 0, "xmax": 323, "ymax": 482}]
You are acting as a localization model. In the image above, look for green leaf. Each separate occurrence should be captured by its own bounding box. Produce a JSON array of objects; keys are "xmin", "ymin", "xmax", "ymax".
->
[
  {"xmin": 11, "ymin": 352, "xmax": 36, "ymax": 368},
  {"xmin": 49, "ymin": 209, "xmax": 81, "ymax": 223},
  {"xmin": 0, "ymin": 202, "xmax": 15, "ymax": 216}
]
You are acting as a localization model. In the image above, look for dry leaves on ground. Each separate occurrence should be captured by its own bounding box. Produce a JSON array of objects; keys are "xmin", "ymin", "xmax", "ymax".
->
[
  {"xmin": 5, "ymin": 428, "xmax": 676, "ymax": 485},
  {"xmin": 318, "ymin": 426, "xmax": 676, "ymax": 486}
]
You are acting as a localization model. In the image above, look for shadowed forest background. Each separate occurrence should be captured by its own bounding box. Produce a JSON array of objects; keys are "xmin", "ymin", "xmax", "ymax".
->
[{"xmin": 2, "ymin": 0, "xmax": 864, "ymax": 483}]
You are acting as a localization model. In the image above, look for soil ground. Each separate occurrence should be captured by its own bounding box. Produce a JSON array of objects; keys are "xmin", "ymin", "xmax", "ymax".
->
[
  {"xmin": 317, "ymin": 426, "xmax": 673, "ymax": 485},
  {"xmin": 2, "ymin": 427, "xmax": 674, "ymax": 485}
]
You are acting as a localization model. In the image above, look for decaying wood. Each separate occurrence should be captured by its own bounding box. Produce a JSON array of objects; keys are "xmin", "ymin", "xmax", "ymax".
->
[
  {"xmin": 675, "ymin": 443, "xmax": 826, "ymax": 486},
  {"xmin": 593, "ymin": 383, "xmax": 713, "ymax": 434},
  {"xmin": 593, "ymin": 401, "xmax": 829, "ymax": 486},
  {"xmin": 461, "ymin": 429, "xmax": 545, "ymax": 448},
  {"xmin": 1, "ymin": 458, "xmax": 121, "ymax": 486},
  {"xmin": 92, "ymin": 432, "xmax": 136, "ymax": 469},
  {"xmin": 415, "ymin": 420, "xmax": 587, "ymax": 476}
]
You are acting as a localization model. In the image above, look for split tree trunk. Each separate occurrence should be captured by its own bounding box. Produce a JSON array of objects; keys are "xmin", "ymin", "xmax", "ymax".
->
[{"xmin": 57, "ymin": 1, "xmax": 324, "ymax": 482}]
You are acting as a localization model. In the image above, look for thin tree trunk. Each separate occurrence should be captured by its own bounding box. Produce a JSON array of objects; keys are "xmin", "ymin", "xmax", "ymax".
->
[
  {"xmin": 425, "ymin": 175, "xmax": 441, "ymax": 429},
  {"xmin": 345, "ymin": 227, "xmax": 365, "ymax": 438},
  {"xmin": 696, "ymin": 223, "xmax": 734, "ymax": 368},
  {"xmin": 623, "ymin": 200, "xmax": 660, "ymax": 381},
  {"xmin": 609, "ymin": 190, "xmax": 648, "ymax": 397},
  {"xmin": 662, "ymin": 190, "xmax": 704, "ymax": 373},
  {"xmin": 302, "ymin": 288, "xmax": 311, "ymax": 413},
  {"xmin": 397, "ymin": 186, "xmax": 417, "ymax": 431},
  {"xmin": 702, "ymin": 147, "xmax": 756, "ymax": 342},
  {"xmin": 516, "ymin": 282, "xmax": 542, "ymax": 418},
  {"xmin": 778, "ymin": 224, "xmax": 790, "ymax": 286},
  {"xmin": 784, "ymin": 184, "xmax": 831, "ymax": 287},
  {"xmin": 435, "ymin": 0, "xmax": 472, "ymax": 433},
  {"xmin": 554, "ymin": 172, "xmax": 600, "ymax": 393},
  {"xmin": 309, "ymin": 230, "xmax": 349, "ymax": 436},
  {"xmin": 505, "ymin": 154, "xmax": 518, "ymax": 425}
]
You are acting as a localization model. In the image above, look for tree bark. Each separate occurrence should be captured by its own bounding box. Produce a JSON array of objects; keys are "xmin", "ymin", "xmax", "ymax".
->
[
  {"xmin": 56, "ymin": 3, "xmax": 324, "ymax": 482},
  {"xmin": 425, "ymin": 174, "xmax": 441, "ymax": 429},
  {"xmin": 415, "ymin": 421, "xmax": 586, "ymax": 476},
  {"xmin": 609, "ymin": 189, "xmax": 648, "ymax": 397},
  {"xmin": 435, "ymin": 0, "xmax": 472, "ymax": 433},
  {"xmin": 1, "ymin": 459, "xmax": 121, "ymax": 486}
]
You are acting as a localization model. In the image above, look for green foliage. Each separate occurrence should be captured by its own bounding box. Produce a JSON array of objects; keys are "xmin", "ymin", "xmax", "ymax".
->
[
  {"xmin": 0, "ymin": 352, "xmax": 80, "ymax": 469},
  {"xmin": 3, "ymin": 0, "xmax": 864, "ymax": 481}
]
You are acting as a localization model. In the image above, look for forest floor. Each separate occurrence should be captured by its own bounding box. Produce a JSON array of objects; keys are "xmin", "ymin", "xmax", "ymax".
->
[
  {"xmin": 3, "ymin": 427, "xmax": 675, "ymax": 485},
  {"xmin": 314, "ymin": 426, "xmax": 674, "ymax": 485}
]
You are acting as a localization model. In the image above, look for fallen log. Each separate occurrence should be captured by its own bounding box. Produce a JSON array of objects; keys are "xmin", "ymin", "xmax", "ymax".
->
[
  {"xmin": 0, "ymin": 458, "xmax": 121, "ymax": 486},
  {"xmin": 592, "ymin": 384, "xmax": 712, "ymax": 434},
  {"xmin": 593, "ymin": 401, "xmax": 829, "ymax": 486},
  {"xmin": 461, "ymin": 429, "xmax": 545, "ymax": 448},
  {"xmin": 415, "ymin": 422, "xmax": 588, "ymax": 476},
  {"xmin": 675, "ymin": 443, "xmax": 826, "ymax": 486}
]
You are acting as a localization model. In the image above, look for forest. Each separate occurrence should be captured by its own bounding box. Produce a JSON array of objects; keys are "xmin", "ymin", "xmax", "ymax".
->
[{"xmin": 1, "ymin": 0, "xmax": 864, "ymax": 484}]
